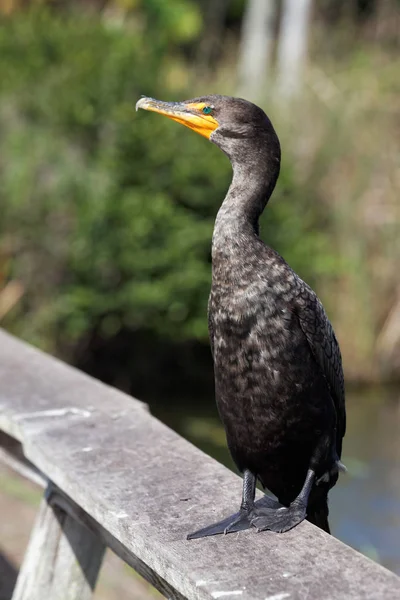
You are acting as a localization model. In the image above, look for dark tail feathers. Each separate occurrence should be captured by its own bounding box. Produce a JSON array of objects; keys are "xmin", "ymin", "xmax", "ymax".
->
[{"xmin": 307, "ymin": 500, "xmax": 331, "ymax": 534}]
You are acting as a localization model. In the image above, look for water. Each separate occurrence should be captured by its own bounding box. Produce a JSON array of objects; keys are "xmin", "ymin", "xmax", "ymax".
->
[
  {"xmin": 330, "ymin": 387, "xmax": 400, "ymax": 574},
  {"xmin": 151, "ymin": 385, "xmax": 400, "ymax": 575}
]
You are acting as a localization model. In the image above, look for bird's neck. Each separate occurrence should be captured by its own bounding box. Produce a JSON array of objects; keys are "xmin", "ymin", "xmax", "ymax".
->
[{"xmin": 212, "ymin": 150, "xmax": 280, "ymax": 256}]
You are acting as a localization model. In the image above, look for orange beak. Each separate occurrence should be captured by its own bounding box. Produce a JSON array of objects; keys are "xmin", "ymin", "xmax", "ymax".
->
[{"xmin": 136, "ymin": 97, "xmax": 219, "ymax": 140}]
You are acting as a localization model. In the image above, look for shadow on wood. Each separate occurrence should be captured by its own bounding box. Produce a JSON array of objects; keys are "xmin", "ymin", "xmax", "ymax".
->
[
  {"xmin": 11, "ymin": 486, "xmax": 105, "ymax": 600},
  {"xmin": 0, "ymin": 551, "xmax": 18, "ymax": 600}
]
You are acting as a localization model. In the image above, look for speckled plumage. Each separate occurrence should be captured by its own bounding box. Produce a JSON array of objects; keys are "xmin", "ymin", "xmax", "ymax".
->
[
  {"xmin": 137, "ymin": 93, "xmax": 346, "ymax": 535},
  {"xmin": 205, "ymin": 95, "xmax": 346, "ymax": 530}
]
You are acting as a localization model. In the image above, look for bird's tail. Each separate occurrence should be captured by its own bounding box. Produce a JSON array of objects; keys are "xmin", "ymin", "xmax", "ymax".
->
[{"xmin": 307, "ymin": 498, "xmax": 330, "ymax": 534}]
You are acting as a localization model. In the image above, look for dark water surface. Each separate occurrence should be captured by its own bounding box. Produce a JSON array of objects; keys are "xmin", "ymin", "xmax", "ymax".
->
[{"xmin": 151, "ymin": 386, "xmax": 400, "ymax": 575}]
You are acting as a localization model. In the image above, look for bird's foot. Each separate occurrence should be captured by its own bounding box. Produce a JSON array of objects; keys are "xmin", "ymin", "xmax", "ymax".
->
[
  {"xmin": 187, "ymin": 508, "xmax": 252, "ymax": 540},
  {"xmin": 251, "ymin": 499, "xmax": 307, "ymax": 533},
  {"xmin": 187, "ymin": 494, "xmax": 282, "ymax": 540}
]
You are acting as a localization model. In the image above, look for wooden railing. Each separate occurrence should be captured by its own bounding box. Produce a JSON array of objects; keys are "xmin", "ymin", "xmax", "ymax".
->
[{"xmin": 0, "ymin": 329, "xmax": 399, "ymax": 600}]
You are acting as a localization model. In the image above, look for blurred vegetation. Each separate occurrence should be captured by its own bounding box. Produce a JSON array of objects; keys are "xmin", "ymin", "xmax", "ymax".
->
[
  {"xmin": 0, "ymin": 1, "xmax": 399, "ymax": 385},
  {"xmin": 0, "ymin": 6, "xmax": 223, "ymax": 350},
  {"xmin": 0, "ymin": 8, "xmax": 333, "ymax": 349},
  {"xmin": 272, "ymin": 52, "xmax": 399, "ymax": 381}
]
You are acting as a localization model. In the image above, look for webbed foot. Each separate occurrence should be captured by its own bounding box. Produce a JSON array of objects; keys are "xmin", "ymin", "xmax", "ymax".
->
[
  {"xmin": 251, "ymin": 499, "xmax": 307, "ymax": 533},
  {"xmin": 187, "ymin": 508, "xmax": 251, "ymax": 539},
  {"xmin": 187, "ymin": 494, "xmax": 282, "ymax": 540}
]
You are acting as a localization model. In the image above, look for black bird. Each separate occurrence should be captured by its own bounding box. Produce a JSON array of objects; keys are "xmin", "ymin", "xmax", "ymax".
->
[{"xmin": 136, "ymin": 95, "xmax": 346, "ymax": 537}]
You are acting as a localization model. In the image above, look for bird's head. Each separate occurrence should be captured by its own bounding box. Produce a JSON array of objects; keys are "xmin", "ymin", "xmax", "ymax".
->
[{"xmin": 136, "ymin": 95, "xmax": 280, "ymax": 165}]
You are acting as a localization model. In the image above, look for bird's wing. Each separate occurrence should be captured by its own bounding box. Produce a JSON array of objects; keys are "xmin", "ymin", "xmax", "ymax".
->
[{"xmin": 294, "ymin": 282, "xmax": 346, "ymax": 451}]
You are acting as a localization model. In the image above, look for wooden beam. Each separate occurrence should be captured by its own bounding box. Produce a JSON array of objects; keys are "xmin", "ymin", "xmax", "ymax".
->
[
  {"xmin": 12, "ymin": 484, "xmax": 105, "ymax": 600},
  {"xmin": 1, "ymin": 329, "xmax": 400, "ymax": 600},
  {"xmin": 0, "ymin": 444, "xmax": 186, "ymax": 599},
  {"xmin": 0, "ymin": 431, "xmax": 47, "ymax": 487},
  {"xmin": 44, "ymin": 486, "xmax": 186, "ymax": 600}
]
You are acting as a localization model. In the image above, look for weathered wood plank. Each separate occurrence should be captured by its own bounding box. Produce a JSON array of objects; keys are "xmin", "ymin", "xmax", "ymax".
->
[
  {"xmin": 0, "ymin": 441, "xmax": 186, "ymax": 600},
  {"xmin": 48, "ymin": 487, "xmax": 186, "ymax": 600},
  {"xmin": 11, "ymin": 484, "xmax": 105, "ymax": 600},
  {"xmin": 0, "ymin": 431, "xmax": 47, "ymax": 487},
  {"xmin": 1, "ymin": 329, "xmax": 400, "ymax": 600}
]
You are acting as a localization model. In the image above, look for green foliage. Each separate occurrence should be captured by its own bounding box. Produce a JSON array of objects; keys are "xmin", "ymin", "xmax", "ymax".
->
[
  {"xmin": 0, "ymin": 9, "xmax": 337, "ymax": 353},
  {"xmin": 0, "ymin": 9, "xmax": 220, "ymax": 350}
]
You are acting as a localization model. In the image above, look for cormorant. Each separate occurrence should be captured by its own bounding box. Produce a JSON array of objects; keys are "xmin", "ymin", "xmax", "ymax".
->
[{"xmin": 136, "ymin": 95, "xmax": 346, "ymax": 538}]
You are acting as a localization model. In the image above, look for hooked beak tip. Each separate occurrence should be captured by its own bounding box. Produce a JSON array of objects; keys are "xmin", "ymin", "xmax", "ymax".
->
[{"xmin": 136, "ymin": 96, "xmax": 150, "ymax": 112}]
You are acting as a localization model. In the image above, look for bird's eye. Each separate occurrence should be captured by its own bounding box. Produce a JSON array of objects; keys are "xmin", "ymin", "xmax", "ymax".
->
[{"xmin": 202, "ymin": 106, "xmax": 213, "ymax": 115}]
